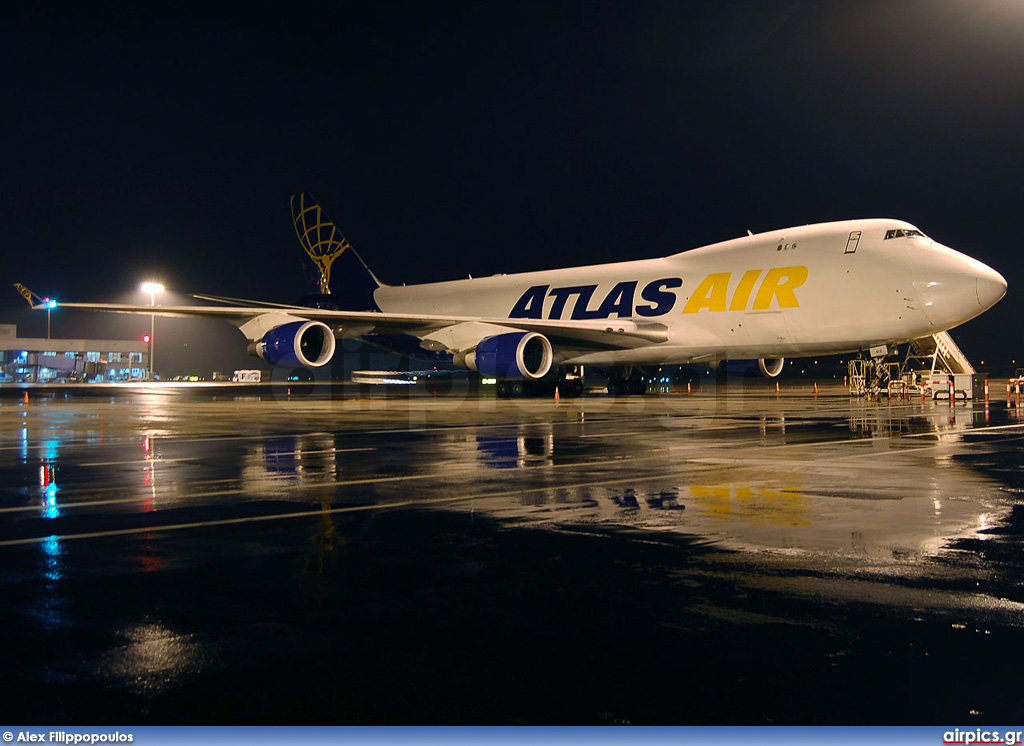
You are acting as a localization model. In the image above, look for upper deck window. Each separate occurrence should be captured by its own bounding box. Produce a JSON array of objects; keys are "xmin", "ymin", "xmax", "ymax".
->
[{"xmin": 884, "ymin": 228, "xmax": 926, "ymax": 240}]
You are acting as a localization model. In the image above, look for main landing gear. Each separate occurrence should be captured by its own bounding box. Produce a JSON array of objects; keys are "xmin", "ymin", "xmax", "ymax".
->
[
  {"xmin": 494, "ymin": 366, "xmax": 586, "ymax": 399},
  {"xmin": 492, "ymin": 365, "xmax": 652, "ymax": 398},
  {"xmin": 605, "ymin": 366, "xmax": 648, "ymax": 396}
]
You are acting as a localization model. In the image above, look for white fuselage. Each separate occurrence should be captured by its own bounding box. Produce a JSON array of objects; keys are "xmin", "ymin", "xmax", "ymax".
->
[{"xmin": 372, "ymin": 219, "xmax": 1006, "ymax": 366}]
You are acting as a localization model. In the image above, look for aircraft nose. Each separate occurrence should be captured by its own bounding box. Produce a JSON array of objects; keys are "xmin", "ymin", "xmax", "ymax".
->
[
  {"xmin": 976, "ymin": 263, "xmax": 1007, "ymax": 311},
  {"xmin": 911, "ymin": 243, "xmax": 1006, "ymax": 330}
]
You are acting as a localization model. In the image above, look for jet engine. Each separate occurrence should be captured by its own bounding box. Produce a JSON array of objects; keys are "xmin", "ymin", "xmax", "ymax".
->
[
  {"xmin": 253, "ymin": 320, "xmax": 336, "ymax": 368},
  {"xmin": 466, "ymin": 332, "xmax": 553, "ymax": 380},
  {"xmin": 719, "ymin": 357, "xmax": 786, "ymax": 378},
  {"xmin": 758, "ymin": 357, "xmax": 785, "ymax": 377}
]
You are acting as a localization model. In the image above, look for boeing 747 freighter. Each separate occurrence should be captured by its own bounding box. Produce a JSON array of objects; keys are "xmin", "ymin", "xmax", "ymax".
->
[{"xmin": 29, "ymin": 194, "xmax": 1006, "ymax": 396}]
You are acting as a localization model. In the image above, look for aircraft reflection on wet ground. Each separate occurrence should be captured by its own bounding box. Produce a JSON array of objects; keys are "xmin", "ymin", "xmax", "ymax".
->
[{"xmin": 2, "ymin": 382, "xmax": 1024, "ymax": 723}]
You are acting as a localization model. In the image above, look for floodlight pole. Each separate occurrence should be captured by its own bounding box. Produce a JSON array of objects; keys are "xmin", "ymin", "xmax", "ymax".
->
[
  {"xmin": 42, "ymin": 298, "xmax": 56, "ymax": 340},
  {"xmin": 149, "ymin": 302, "xmax": 155, "ymax": 379},
  {"xmin": 140, "ymin": 282, "xmax": 164, "ymax": 380}
]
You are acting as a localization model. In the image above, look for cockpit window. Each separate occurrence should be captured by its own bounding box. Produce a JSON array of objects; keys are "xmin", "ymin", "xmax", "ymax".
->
[{"xmin": 884, "ymin": 228, "xmax": 926, "ymax": 240}]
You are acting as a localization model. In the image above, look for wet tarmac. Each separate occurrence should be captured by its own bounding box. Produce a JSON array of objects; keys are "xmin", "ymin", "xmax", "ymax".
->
[{"xmin": 1, "ymin": 381, "xmax": 1023, "ymax": 724}]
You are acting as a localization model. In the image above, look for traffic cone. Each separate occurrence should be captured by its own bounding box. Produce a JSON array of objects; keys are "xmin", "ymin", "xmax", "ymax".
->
[
  {"xmin": 813, "ymin": 382, "xmax": 818, "ymax": 395},
  {"xmin": 554, "ymin": 385, "xmax": 560, "ymax": 401}
]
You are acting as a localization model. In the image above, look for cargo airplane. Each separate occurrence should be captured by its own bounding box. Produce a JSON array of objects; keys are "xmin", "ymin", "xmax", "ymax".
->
[{"xmin": 26, "ymin": 194, "xmax": 1006, "ymax": 396}]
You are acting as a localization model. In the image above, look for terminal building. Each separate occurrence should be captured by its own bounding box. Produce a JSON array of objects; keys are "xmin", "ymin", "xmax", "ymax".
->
[{"xmin": 0, "ymin": 324, "xmax": 150, "ymax": 382}]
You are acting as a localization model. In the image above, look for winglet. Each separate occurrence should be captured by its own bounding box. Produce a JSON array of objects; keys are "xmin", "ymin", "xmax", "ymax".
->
[{"xmin": 13, "ymin": 283, "xmax": 55, "ymax": 310}]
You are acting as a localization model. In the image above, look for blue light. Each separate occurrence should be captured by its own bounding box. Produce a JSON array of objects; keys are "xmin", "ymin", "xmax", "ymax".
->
[{"xmin": 43, "ymin": 482, "xmax": 60, "ymax": 519}]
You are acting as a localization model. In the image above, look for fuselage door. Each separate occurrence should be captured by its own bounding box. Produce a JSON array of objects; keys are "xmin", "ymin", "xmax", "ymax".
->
[{"xmin": 844, "ymin": 230, "xmax": 862, "ymax": 254}]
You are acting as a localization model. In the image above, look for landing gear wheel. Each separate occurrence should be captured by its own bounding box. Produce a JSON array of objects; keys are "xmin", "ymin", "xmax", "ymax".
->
[{"xmin": 496, "ymin": 380, "xmax": 526, "ymax": 398}]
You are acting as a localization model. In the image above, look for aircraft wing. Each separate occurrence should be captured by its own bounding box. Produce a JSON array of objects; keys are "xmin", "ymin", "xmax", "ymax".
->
[{"xmin": 51, "ymin": 302, "xmax": 668, "ymax": 350}]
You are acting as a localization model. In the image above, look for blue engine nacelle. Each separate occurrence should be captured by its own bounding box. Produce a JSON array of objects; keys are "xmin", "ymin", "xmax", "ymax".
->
[
  {"xmin": 254, "ymin": 320, "xmax": 336, "ymax": 368},
  {"xmin": 467, "ymin": 332, "xmax": 553, "ymax": 380}
]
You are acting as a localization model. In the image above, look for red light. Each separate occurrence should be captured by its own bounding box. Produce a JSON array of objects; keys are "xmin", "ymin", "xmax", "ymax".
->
[{"xmin": 143, "ymin": 334, "xmax": 151, "ymax": 343}]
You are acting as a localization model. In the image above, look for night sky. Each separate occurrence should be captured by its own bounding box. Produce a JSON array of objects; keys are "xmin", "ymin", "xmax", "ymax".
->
[{"xmin": 4, "ymin": 1, "xmax": 1023, "ymax": 376}]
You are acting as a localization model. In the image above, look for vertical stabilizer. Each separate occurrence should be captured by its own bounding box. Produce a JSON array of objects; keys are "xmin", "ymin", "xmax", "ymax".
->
[{"xmin": 290, "ymin": 193, "xmax": 382, "ymax": 311}]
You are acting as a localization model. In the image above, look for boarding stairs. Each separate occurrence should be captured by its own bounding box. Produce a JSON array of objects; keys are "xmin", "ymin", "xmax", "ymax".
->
[
  {"xmin": 908, "ymin": 331, "xmax": 975, "ymax": 377},
  {"xmin": 850, "ymin": 332, "xmax": 975, "ymax": 397}
]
